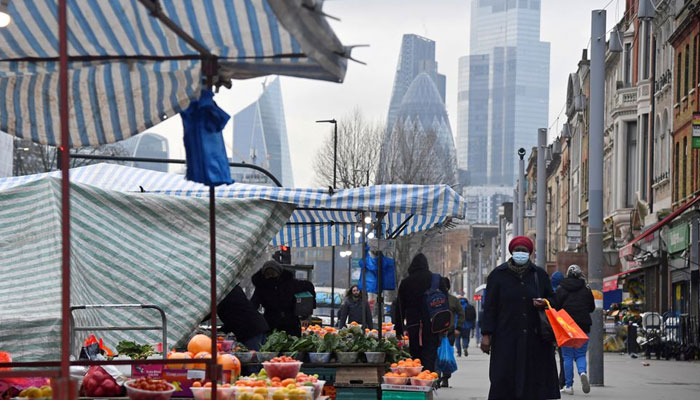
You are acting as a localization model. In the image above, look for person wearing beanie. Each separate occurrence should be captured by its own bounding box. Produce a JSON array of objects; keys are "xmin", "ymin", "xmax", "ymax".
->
[
  {"xmin": 556, "ymin": 265, "xmax": 595, "ymax": 395},
  {"xmin": 251, "ymin": 259, "xmax": 316, "ymax": 337},
  {"xmin": 396, "ymin": 253, "xmax": 448, "ymax": 373},
  {"xmin": 480, "ymin": 236, "xmax": 560, "ymax": 400}
]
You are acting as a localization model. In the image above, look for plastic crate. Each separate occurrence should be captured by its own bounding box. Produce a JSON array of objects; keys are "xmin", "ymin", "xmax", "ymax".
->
[
  {"xmin": 382, "ymin": 390, "xmax": 433, "ymax": 400},
  {"xmin": 335, "ymin": 386, "xmax": 379, "ymax": 400},
  {"xmin": 300, "ymin": 367, "xmax": 336, "ymax": 385}
]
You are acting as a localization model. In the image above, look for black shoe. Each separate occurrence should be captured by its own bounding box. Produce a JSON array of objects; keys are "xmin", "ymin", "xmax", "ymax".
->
[
  {"xmin": 440, "ymin": 378, "xmax": 449, "ymax": 388},
  {"xmin": 464, "ymin": 348, "xmax": 468, "ymax": 357}
]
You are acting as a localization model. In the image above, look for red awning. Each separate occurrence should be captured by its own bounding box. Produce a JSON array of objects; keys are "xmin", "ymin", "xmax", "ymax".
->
[
  {"xmin": 619, "ymin": 196, "xmax": 700, "ymax": 259},
  {"xmin": 603, "ymin": 268, "xmax": 642, "ymax": 292}
]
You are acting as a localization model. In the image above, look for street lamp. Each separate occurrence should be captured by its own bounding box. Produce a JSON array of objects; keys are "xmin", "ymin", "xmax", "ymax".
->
[
  {"xmin": 316, "ymin": 118, "xmax": 338, "ymax": 325},
  {"xmin": 603, "ymin": 246, "xmax": 620, "ymax": 268},
  {"xmin": 0, "ymin": 0, "xmax": 12, "ymax": 28},
  {"xmin": 316, "ymin": 119, "xmax": 338, "ymax": 189}
]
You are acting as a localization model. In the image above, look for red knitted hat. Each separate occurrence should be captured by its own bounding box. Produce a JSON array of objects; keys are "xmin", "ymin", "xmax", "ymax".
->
[{"xmin": 509, "ymin": 236, "xmax": 534, "ymax": 254}]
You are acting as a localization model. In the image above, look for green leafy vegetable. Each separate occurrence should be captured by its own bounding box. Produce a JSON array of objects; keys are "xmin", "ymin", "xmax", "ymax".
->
[
  {"xmin": 260, "ymin": 330, "xmax": 294, "ymax": 352},
  {"xmin": 116, "ymin": 341, "xmax": 154, "ymax": 360}
]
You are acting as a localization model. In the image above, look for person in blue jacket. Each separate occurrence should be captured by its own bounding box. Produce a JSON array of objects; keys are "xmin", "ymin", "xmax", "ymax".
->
[{"xmin": 456, "ymin": 297, "xmax": 477, "ymax": 357}]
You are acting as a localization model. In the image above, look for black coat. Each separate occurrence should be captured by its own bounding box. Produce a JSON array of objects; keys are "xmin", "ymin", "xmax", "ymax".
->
[
  {"xmin": 337, "ymin": 296, "xmax": 373, "ymax": 329},
  {"xmin": 482, "ymin": 260, "xmax": 560, "ymax": 400},
  {"xmin": 556, "ymin": 277, "xmax": 595, "ymax": 333},
  {"xmin": 251, "ymin": 268, "xmax": 316, "ymax": 337},
  {"xmin": 395, "ymin": 256, "xmax": 448, "ymax": 333},
  {"xmin": 218, "ymin": 285, "xmax": 269, "ymax": 342}
]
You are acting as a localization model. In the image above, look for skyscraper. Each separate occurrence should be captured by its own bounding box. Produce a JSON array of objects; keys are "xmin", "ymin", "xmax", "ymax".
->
[
  {"xmin": 386, "ymin": 34, "xmax": 446, "ymax": 133},
  {"xmin": 457, "ymin": 0, "xmax": 550, "ymax": 186},
  {"xmin": 380, "ymin": 35, "xmax": 457, "ymax": 186},
  {"xmin": 232, "ymin": 77, "xmax": 294, "ymax": 187}
]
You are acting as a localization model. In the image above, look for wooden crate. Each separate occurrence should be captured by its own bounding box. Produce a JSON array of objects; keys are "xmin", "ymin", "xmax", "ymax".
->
[{"xmin": 334, "ymin": 366, "xmax": 383, "ymax": 386}]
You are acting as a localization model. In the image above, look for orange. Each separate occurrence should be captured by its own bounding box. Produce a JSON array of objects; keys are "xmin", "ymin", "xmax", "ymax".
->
[
  {"xmin": 191, "ymin": 351, "xmax": 211, "ymax": 370},
  {"xmin": 217, "ymin": 354, "xmax": 241, "ymax": 376},
  {"xmin": 167, "ymin": 351, "xmax": 191, "ymax": 369},
  {"xmin": 192, "ymin": 381, "xmax": 202, "ymax": 388},
  {"xmin": 188, "ymin": 334, "xmax": 213, "ymax": 355}
]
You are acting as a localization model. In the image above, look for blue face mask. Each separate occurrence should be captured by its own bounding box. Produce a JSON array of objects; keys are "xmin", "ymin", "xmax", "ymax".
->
[{"xmin": 512, "ymin": 251, "xmax": 530, "ymax": 265}]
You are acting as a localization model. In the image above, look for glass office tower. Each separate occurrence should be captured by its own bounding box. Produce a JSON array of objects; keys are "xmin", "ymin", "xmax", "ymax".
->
[{"xmin": 457, "ymin": 0, "xmax": 550, "ymax": 186}]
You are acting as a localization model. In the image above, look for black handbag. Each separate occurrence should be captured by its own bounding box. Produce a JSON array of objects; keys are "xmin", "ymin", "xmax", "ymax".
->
[{"xmin": 533, "ymin": 272, "xmax": 555, "ymax": 343}]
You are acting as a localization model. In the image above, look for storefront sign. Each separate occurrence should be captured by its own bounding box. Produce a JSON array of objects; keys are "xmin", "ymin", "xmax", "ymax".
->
[
  {"xmin": 693, "ymin": 112, "xmax": 700, "ymax": 148},
  {"xmin": 666, "ymin": 223, "xmax": 689, "ymax": 254}
]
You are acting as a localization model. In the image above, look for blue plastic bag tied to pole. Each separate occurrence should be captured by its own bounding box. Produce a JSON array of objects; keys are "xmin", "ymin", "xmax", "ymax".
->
[{"xmin": 437, "ymin": 335, "xmax": 458, "ymax": 374}]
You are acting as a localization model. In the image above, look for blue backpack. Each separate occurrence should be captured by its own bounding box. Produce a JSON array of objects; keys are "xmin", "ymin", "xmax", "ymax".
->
[{"xmin": 424, "ymin": 274, "xmax": 452, "ymax": 333}]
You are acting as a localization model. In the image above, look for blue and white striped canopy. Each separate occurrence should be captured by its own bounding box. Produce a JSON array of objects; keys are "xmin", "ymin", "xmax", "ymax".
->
[
  {"xmin": 0, "ymin": 0, "xmax": 347, "ymax": 147},
  {"xmin": 0, "ymin": 164, "xmax": 467, "ymax": 247}
]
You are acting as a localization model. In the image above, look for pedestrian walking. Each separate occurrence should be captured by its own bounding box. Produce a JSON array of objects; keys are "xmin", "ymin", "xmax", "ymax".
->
[
  {"xmin": 438, "ymin": 278, "xmax": 465, "ymax": 387},
  {"xmin": 456, "ymin": 297, "xmax": 476, "ymax": 357},
  {"xmin": 337, "ymin": 285, "xmax": 373, "ymax": 329},
  {"xmin": 556, "ymin": 264, "xmax": 595, "ymax": 395},
  {"xmin": 480, "ymin": 236, "xmax": 560, "ymax": 400},
  {"xmin": 395, "ymin": 253, "xmax": 449, "ymax": 372}
]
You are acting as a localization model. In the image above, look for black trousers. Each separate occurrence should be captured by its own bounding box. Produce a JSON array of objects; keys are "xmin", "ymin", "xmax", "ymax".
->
[{"xmin": 407, "ymin": 324, "xmax": 440, "ymax": 372}]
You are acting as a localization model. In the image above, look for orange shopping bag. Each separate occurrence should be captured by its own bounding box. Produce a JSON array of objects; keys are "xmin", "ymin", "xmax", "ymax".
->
[{"xmin": 543, "ymin": 299, "xmax": 589, "ymax": 348}]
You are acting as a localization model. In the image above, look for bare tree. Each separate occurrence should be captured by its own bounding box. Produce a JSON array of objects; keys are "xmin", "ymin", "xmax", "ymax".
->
[
  {"xmin": 13, "ymin": 138, "xmax": 130, "ymax": 176},
  {"xmin": 313, "ymin": 109, "xmax": 384, "ymax": 189}
]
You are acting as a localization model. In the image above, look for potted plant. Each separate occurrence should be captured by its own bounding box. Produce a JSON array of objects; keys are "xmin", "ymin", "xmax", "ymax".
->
[
  {"xmin": 287, "ymin": 335, "xmax": 316, "ymax": 361},
  {"xmin": 335, "ymin": 326, "xmax": 367, "ymax": 363},
  {"xmin": 308, "ymin": 334, "xmax": 338, "ymax": 363}
]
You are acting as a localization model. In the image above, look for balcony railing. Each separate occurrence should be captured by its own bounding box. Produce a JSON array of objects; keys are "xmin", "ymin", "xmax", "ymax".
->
[{"xmin": 615, "ymin": 86, "xmax": 637, "ymax": 109}]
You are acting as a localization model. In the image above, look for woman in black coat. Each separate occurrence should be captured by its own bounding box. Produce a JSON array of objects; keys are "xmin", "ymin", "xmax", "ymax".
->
[
  {"xmin": 251, "ymin": 261, "xmax": 316, "ymax": 337},
  {"xmin": 480, "ymin": 236, "xmax": 560, "ymax": 400}
]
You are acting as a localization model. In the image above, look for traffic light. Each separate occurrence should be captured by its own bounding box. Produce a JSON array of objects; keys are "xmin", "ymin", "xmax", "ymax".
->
[{"xmin": 274, "ymin": 245, "xmax": 291, "ymax": 264}]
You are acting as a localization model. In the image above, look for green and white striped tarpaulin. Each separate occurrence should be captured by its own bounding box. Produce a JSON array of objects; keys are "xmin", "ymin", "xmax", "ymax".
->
[{"xmin": 0, "ymin": 177, "xmax": 293, "ymax": 361}]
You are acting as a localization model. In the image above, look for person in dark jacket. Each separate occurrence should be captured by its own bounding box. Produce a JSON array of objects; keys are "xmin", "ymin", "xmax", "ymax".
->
[
  {"xmin": 251, "ymin": 260, "xmax": 316, "ymax": 337},
  {"xmin": 551, "ymin": 271, "xmax": 564, "ymax": 292},
  {"xmin": 217, "ymin": 284, "xmax": 269, "ymax": 350},
  {"xmin": 456, "ymin": 297, "xmax": 476, "ymax": 357},
  {"xmin": 395, "ymin": 253, "xmax": 447, "ymax": 372},
  {"xmin": 556, "ymin": 264, "xmax": 595, "ymax": 395},
  {"xmin": 480, "ymin": 236, "xmax": 560, "ymax": 400},
  {"xmin": 337, "ymin": 285, "xmax": 373, "ymax": 329}
]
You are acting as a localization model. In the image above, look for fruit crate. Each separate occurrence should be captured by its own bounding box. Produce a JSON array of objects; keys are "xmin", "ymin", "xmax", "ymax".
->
[
  {"xmin": 300, "ymin": 367, "xmax": 336, "ymax": 385},
  {"xmin": 335, "ymin": 386, "xmax": 380, "ymax": 400}
]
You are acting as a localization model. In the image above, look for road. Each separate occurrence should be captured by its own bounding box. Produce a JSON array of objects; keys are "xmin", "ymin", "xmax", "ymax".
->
[{"xmin": 436, "ymin": 345, "xmax": 700, "ymax": 400}]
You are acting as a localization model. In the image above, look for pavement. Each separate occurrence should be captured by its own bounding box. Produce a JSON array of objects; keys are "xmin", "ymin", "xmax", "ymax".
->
[{"xmin": 434, "ymin": 345, "xmax": 700, "ymax": 400}]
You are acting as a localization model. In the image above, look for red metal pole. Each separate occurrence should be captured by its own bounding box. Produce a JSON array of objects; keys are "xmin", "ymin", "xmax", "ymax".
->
[
  {"xmin": 209, "ymin": 184, "xmax": 218, "ymax": 399},
  {"xmin": 58, "ymin": 0, "xmax": 73, "ymax": 399}
]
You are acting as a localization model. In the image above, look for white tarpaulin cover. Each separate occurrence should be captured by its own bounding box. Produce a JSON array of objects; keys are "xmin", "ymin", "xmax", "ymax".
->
[{"xmin": 0, "ymin": 177, "xmax": 293, "ymax": 361}]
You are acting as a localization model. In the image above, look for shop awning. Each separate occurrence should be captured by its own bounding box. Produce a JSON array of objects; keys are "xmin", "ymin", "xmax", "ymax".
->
[
  {"xmin": 0, "ymin": 0, "xmax": 348, "ymax": 147},
  {"xmin": 603, "ymin": 268, "xmax": 642, "ymax": 292},
  {"xmin": 619, "ymin": 196, "xmax": 700, "ymax": 260},
  {"xmin": 0, "ymin": 163, "xmax": 467, "ymax": 247}
]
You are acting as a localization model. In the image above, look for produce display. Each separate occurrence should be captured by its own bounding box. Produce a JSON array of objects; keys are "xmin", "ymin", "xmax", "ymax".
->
[
  {"xmin": 234, "ymin": 369, "xmax": 323, "ymax": 400},
  {"xmin": 262, "ymin": 356, "xmax": 303, "ymax": 379},
  {"xmin": 124, "ymin": 378, "xmax": 175, "ymax": 400},
  {"xmin": 16, "ymin": 385, "xmax": 51, "ymax": 399},
  {"xmin": 410, "ymin": 371, "xmax": 438, "ymax": 387},
  {"xmin": 81, "ymin": 366, "xmax": 123, "ymax": 398},
  {"xmin": 117, "ymin": 341, "xmax": 156, "ymax": 360},
  {"xmin": 391, "ymin": 358, "xmax": 423, "ymax": 376},
  {"xmin": 382, "ymin": 372, "xmax": 409, "ymax": 385}
]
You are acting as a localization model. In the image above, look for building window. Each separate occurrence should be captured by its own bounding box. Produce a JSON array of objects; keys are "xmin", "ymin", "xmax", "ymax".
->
[
  {"xmin": 625, "ymin": 43, "xmax": 634, "ymax": 85},
  {"xmin": 642, "ymin": 21, "xmax": 651, "ymax": 80},
  {"xmin": 694, "ymin": 36, "xmax": 699, "ymax": 88},
  {"xmin": 626, "ymin": 121, "xmax": 638, "ymax": 207},
  {"xmin": 685, "ymin": 44, "xmax": 690, "ymax": 95},
  {"xmin": 675, "ymin": 142, "xmax": 680, "ymax": 202},
  {"xmin": 677, "ymin": 51, "xmax": 683, "ymax": 102},
  {"xmin": 641, "ymin": 114, "xmax": 648, "ymax": 200},
  {"xmin": 683, "ymin": 137, "xmax": 688, "ymax": 199}
]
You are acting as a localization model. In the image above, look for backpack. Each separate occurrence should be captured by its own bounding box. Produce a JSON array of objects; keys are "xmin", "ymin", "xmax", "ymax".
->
[
  {"xmin": 464, "ymin": 302, "xmax": 476, "ymax": 323},
  {"xmin": 423, "ymin": 273, "xmax": 452, "ymax": 333}
]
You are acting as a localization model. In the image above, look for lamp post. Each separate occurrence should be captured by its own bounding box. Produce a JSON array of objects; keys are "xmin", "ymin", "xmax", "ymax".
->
[
  {"xmin": 316, "ymin": 119, "xmax": 338, "ymax": 326},
  {"xmin": 518, "ymin": 148, "xmax": 526, "ymax": 236},
  {"xmin": 474, "ymin": 236, "xmax": 485, "ymax": 342}
]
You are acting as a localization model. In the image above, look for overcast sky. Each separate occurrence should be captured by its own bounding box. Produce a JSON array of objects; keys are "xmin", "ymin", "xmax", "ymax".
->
[{"xmin": 148, "ymin": 0, "xmax": 620, "ymax": 187}]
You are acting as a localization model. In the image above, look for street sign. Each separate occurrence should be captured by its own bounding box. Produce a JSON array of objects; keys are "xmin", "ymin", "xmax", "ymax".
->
[{"xmin": 525, "ymin": 209, "xmax": 535, "ymax": 217}]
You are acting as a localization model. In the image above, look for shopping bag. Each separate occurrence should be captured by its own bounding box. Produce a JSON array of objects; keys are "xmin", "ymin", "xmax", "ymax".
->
[
  {"xmin": 544, "ymin": 300, "xmax": 589, "ymax": 348},
  {"xmin": 436, "ymin": 336, "xmax": 458, "ymax": 374}
]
